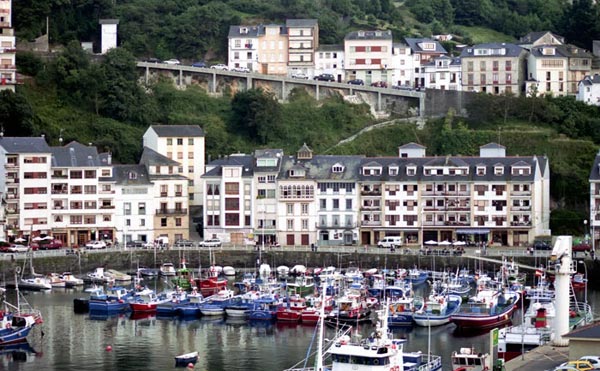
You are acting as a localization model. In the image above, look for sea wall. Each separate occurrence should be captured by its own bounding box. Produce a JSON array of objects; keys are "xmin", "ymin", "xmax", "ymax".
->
[{"xmin": 2, "ymin": 250, "xmax": 598, "ymax": 281}]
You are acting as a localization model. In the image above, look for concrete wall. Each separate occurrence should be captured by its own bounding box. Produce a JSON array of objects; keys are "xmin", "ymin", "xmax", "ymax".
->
[{"xmin": 424, "ymin": 89, "xmax": 477, "ymax": 117}]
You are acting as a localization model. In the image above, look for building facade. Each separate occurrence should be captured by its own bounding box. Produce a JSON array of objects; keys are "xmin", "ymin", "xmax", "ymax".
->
[
  {"xmin": 344, "ymin": 30, "xmax": 393, "ymax": 84},
  {"xmin": 422, "ymin": 56, "xmax": 462, "ymax": 91},
  {"xmin": 258, "ymin": 24, "xmax": 288, "ymax": 75},
  {"xmin": 460, "ymin": 43, "xmax": 527, "ymax": 95},
  {"xmin": 227, "ymin": 25, "xmax": 261, "ymax": 72},
  {"xmin": 286, "ymin": 19, "xmax": 318, "ymax": 73},
  {"xmin": 314, "ymin": 45, "xmax": 344, "ymax": 82},
  {"xmin": 0, "ymin": 0, "xmax": 16, "ymax": 91},
  {"xmin": 577, "ymin": 74, "xmax": 600, "ymax": 105}
]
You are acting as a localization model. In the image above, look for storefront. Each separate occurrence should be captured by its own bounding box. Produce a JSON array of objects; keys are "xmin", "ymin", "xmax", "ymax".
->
[{"xmin": 455, "ymin": 228, "xmax": 490, "ymax": 245}]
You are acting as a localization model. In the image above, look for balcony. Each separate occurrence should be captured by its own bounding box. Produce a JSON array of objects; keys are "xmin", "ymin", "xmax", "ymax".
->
[
  {"xmin": 52, "ymin": 174, "xmax": 68, "ymax": 179},
  {"xmin": 316, "ymin": 222, "xmax": 357, "ymax": 229},
  {"xmin": 511, "ymin": 191, "xmax": 531, "ymax": 196},
  {"xmin": 361, "ymin": 220, "xmax": 381, "ymax": 227},
  {"xmin": 98, "ymin": 189, "xmax": 115, "ymax": 194},
  {"xmin": 175, "ymin": 192, "xmax": 183, "ymax": 197},
  {"xmin": 51, "ymin": 190, "xmax": 68, "ymax": 194},
  {"xmin": 510, "ymin": 221, "xmax": 532, "ymax": 227},
  {"xmin": 156, "ymin": 208, "xmax": 188, "ymax": 215},
  {"xmin": 99, "ymin": 205, "xmax": 115, "ymax": 209},
  {"xmin": 361, "ymin": 190, "xmax": 382, "ymax": 196},
  {"xmin": 5, "ymin": 177, "xmax": 18, "ymax": 183},
  {"xmin": 0, "ymin": 64, "xmax": 16, "ymax": 70},
  {"xmin": 510, "ymin": 206, "xmax": 531, "ymax": 211},
  {"xmin": 160, "ymin": 192, "xmax": 168, "ymax": 197},
  {"xmin": 6, "ymin": 193, "xmax": 18, "ymax": 199}
]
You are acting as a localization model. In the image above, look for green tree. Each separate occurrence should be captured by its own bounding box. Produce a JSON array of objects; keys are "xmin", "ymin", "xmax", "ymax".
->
[
  {"xmin": 230, "ymin": 89, "xmax": 282, "ymax": 145},
  {"xmin": 0, "ymin": 90, "xmax": 36, "ymax": 137}
]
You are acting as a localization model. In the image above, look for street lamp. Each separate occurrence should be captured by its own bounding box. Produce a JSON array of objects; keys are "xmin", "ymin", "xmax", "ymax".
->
[{"xmin": 583, "ymin": 219, "xmax": 588, "ymax": 242}]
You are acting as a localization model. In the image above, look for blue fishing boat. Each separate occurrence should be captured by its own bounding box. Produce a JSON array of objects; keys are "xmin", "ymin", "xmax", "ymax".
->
[
  {"xmin": 407, "ymin": 268, "xmax": 428, "ymax": 285},
  {"xmin": 0, "ymin": 283, "xmax": 44, "ymax": 345},
  {"xmin": 88, "ymin": 286, "xmax": 131, "ymax": 313},
  {"xmin": 413, "ymin": 293, "xmax": 462, "ymax": 326},
  {"xmin": 245, "ymin": 296, "xmax": 279, "ymax": 321}
]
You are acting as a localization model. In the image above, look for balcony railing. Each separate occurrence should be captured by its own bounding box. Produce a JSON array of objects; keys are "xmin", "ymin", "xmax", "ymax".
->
[
  {"xmin": 316, "ymin": 222, "xmax": 357, "ymax": 229},
  {"xmin": 99, "ymin": 205, "xmax": 115, "ymax": 209},
  {"xmin": 510, "ymin": 221, "xmax": 532, "ymax": 226},
  {"xmin": 361, "ymin": 220, "xmax": 381, "ymax": 226},
  {"xmin": 156, "ymin": 208, "xmax": 188, "ymax": 215},
  {"xmin": 361, "ymin": 190, "xmax": 382, "ymax": 196}
]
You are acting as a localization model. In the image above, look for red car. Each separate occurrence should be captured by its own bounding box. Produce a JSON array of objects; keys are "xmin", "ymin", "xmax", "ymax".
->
[
  {"xmin": 572, "ymin": 243, "xmax": 591, "ymax": 252},
  {"xmin": 30, "ymin": 239, "xmax": 64, "ymax": 250}
]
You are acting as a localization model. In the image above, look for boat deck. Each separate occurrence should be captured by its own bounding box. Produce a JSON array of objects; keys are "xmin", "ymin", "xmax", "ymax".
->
[{"xmin": 504, "ymin": 344, "xmax": 568, "ymax": 371}]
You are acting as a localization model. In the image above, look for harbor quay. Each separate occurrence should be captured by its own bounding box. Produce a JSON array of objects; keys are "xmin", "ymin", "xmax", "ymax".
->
[
  {"xmin": 1, "ymin": 245, "xmax": 598, "ymax": 280},
  {"xmin": 504, "ymin": 344, "xmax": 569, "ymax": 371}
]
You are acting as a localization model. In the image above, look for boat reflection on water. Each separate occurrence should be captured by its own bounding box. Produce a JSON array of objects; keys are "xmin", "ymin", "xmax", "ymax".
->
[
  {"xmin": 0, "ymin": 342, "xmax": 40, "ymax": 364},
  {"xmin": 88, "ymin": 312, "xmax": 127, "ymax": 321}
]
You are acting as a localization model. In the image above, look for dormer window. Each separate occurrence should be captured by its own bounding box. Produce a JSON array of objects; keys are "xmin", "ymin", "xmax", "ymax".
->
[
  {"xmin": 289, "ymin": 169, "xmax": 305, "ymax": 177},
  {"xmin": 389, "ymin": 167, "xmax": 398, "ymax": 176},
  {"xmin": 494, "ymin": 166, "xmax": 504, "ymax": 175},
  {"xmin": 128, "ymin": 172, "xmax": 137, "ymax": 180},
  {"xmin": 511, "ymin": 167, "xmax": 531, "ymax": 176},
  {"xmin": 407, "ymin": 166, "xmax": 416, "ymax": 176},
  {"xmin": 363, "ymin": 167, "xmax": 382, "ymax": 176},
  {"xmin": 477, "ymin": 166, "xmax": 486, "ymax": 176},
  {"xmin": 422, "ymin": 42, "xmax": 435, "ymax": 51},
  {"xmin": 332, "ymin": 163, "xmax": 345, "ymax": 173}
]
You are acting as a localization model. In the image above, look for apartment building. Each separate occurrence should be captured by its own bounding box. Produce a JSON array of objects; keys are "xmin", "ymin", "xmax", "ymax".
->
[
  {"xmin": 344, "ymin": 30, "xmax": 393, "ymax": 84},
  {"xmin": 258, "ymin": 24, "xmax": 288, "ymax": 75},
  {"xmin": 139, "ymin": 147, "xmax": 189, "ymax": 244},
  {"xmin": 392, "ymin": 42, "xmax": 417, "ymax": 87},
  {"xmin": 588, "ymin": 151, "xmax": 600, "ymax": 252},
  {"xmin": 142, "ymin": 125, "xmax": 205, "ymax": 207},
  {"xmin": 228, "ymin": 25, "xmax": 261, "ymax": 72},
  {"xmin": 253, "ymin": 149, "xmax": 282, "ymax": 246},
  {"xmin": 49, "ymin": 142, "xmax": 115, "ymax": 246},
  {"xmin": 460, "ymin": 43, "xmax": 527, "ymax": 96},
  {"xmin": 111, "ymin": 164, "xmax": 155, "ymax": 244},
  {"xmin": 286, "ymin": 19, "xmax": 318, "ymax": 72},
  {"xmin": 203, "ymin": 154, "xmax": 254, "ymax": 244},
  {"xmin": 0, "ymin": 0, "xmax": 16, "ymax": 91}
]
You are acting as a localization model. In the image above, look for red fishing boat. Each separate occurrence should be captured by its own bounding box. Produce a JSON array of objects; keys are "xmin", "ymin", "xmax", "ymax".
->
[{"xmin": 451, "ymin": 288, "xmax": 519, "ymax": 331}]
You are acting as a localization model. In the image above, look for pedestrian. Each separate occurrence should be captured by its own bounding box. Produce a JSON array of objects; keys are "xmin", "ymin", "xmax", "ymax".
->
[{"xmin": 311, "ymin": 243, "xmax": 315, "ymax": 252}]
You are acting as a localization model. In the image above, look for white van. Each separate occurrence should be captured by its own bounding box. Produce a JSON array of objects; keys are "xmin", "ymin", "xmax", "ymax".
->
[{"xmin": 377, "ymin": 236, "xmax": 403, "ymax": 249}]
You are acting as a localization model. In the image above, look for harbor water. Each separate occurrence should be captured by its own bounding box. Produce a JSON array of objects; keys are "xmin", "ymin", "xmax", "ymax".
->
[{"xmin": 2, "ymin": 279, "xmax": 599, "ymax": 371}]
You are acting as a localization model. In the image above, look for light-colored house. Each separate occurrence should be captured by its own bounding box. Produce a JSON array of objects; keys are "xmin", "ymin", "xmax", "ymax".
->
[
  {"xmin": 460, "ymin": 43, "xmax": 527, "ymax": 95},
  {"xmin": 139, "ymin": 147, "xmax": 189, "ymax": 244},
  {"xmin": 344, "ymin": 30, "xmax": 393, "ymax": 84},
  {"xmin": 286, "ymin": 19, "xmax": 319, "ymax": 72},
  {"xmin": 142, "ymin": 125, "xmax": 205, "ymax": 207},
  {"xmin": 228, "ymin": 25, "xmax": 261, "ymax": 72},
  {"xmin": 314, "ymin": 44, "xmax": 344, "ymax": 82},
  {"xmin": 519, "ymin": 31, "xmax": 565, "ymax": 49},
  {"xmin": 391, "ymin": 42, "xmax": 416, "ymax": 87},
  {"xmin": 404, "ymin": 38, "xmax": 447, "ymax": 88},
  {"xmin": 258, "ymin": 24, "xmax": 288, "ymax": 75},
  {"xmin": 111, "ymin": 165, "xmax": 155, "ymax": 244},
  {"xmin": 202, "ymin": 154, "xmax": 254, "ymax": 244},
  {"xmin": 577, "ymin": 74, "xmax": 600, "ymax": 105},
  {"xmin": 563, "ymin": 321, "xmax": 600, "ymax": 360},
  {"xmin": 588, "ymin": 150, "xmax": 600, "ymax": 250},
  {"xmin": 0, "ymin": 0, "xmax": 16, "ymax": 91},
  {"xmin": 422, "ymin": 55, "xmax": 462, "ymax": 91},
  {"xmin": 253, "ymin": 149, "xmax": 283, "ymax": 246}
]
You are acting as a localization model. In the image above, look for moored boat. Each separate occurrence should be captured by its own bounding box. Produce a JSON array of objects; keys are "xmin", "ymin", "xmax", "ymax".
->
[
  {"xmin": 451, "ymin": 288, "xmax": 519, "ymax": 332},
  {"xmin": 413, "ymin": 293, "xmax": 462, "ymax": 327},
  {"xmin": 0, "ymin": 282, "xmax": 44, "ymax": 345},
  {"xmin": 450, "ymin": 347, "xmax": 491, "ymax": 371},
  {"xmin": 174, "ymin": 351, "xmax": 198, "ymax": 367},
  {"xmin": 61, "ymin": 272, "xmax": 84, "ymax": 287},
  {"xmin": 160, "ymin": 263, "xmax": 176, "ymax": 277}
]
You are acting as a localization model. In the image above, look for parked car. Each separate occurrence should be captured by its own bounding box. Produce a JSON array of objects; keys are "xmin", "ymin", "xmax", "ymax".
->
[
  {"xmin": 557, "ymin": 360, "xmax": 595, "ymax": 371},
  {"xmin": 0, "ymin": 241, "xmax": 11, "ymax": 253},
  {"xmin": 370, "ymin": 81, "xmax": 388, "ymax": 88},
  {"xmin": 128, "ymin": 240, "xmax": 146, "ymax": 248},
  {"xmin": 85, "ymin": 240, "xmax": 107, "ymax": 249},
  {"xmin": 232, "ymin": 66, "xmax": 250, "ymax": 73},
  {"xmin": 533, "ymin": 241, "xmax": 552, "ymax": 250},
  {"xmin": 199, "ymin": 239, "xmax": 222, "ymax": 248},
  {"xmin": 377, "ymin": 236, "xmax": 403, "ymax": 249},
  {"xmin": 210, "ymin": 64, "xmax": 228, "ymax": 70},
  {"xmin": 163, "ymin": 59, "xmax": 181, "ymax": 65},
  {"xmin": 32, "ymin": 239, "xmax": 63, "ymax": 250},
  {"xmin": 572, "ymin": 243, "xmax": 592, "ymax": 252},
  {"xmin": 314, "ymin": 73, "xmax": 335, "ymax": 82},
  {"xmin": 191, "ymin": 61, "xmax": 207, "ymax": 68},
  {"xmin": 174, "ymin": 239, "xmax": 196, "ymax": 248},
  {"xmin": 578, "ymin": 356, "xmax": 600, "ymax": 369},
  {"xmin": 143, "ymin": 241, "xmax": 155, "ymax": 249},
  {"xmin": 8, "ymin": 244, "xmax": 29, "ymax": 253},
  {"xmin": 291, "ymin": 71, "xmax": 308, "ymax": 79},
  {"xmin": 392, "ymin": 84, "xmax": 412, "ymax": 91},
  {"xmin": 144, "ymin": 57, "xmax": 160, "ymax": 63},
  {"xmin": 347, "ymin": 79, "xmax": 364, "ymax": 85}
]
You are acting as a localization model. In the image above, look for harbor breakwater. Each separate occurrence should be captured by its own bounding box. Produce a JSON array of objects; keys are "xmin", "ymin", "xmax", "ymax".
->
[{"xmin": 1, "ymin": 248, "xmax": 599, "ymax": 281}]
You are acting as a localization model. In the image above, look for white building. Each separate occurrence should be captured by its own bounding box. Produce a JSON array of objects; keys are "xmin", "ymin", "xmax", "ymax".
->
[
  {"xmin": 422, "ymin": 56, "xmax": 462, "ymax": 91},
  {"xmin": 344, "ymin": 30, "xmax": 393, "ymax": 84},
  {"xmin": 227, "ymin": 25, "xmax": 261, "ymax": 72},
  {"xmin": 0, "ymin": 0, "xmax": 16, "ymax": 91},
  {"xmin": 404, "ymin": 38, "xmax": 447, "ymax": 88},
  {"xmin": 99, "ymin": 19, "xmax": 119, "ymax": 54},
  {"xmin": 253, "ymin": 149, "xmax": 283, "ymax": 246},
  {"xmin": 577, "ymin": 74, "xmax": 600, "ymax": 105},
  {"xmin": 112, "ymin": 164, "xmax": 155, "ymax": 244},
  {"xmin": 314, "ymin": 45, "xmax": 344, "ymax": 82},
  {"xmin": 391, "ymin": 43, "xmax": 417, "ymax": 88},
  {"xmin": 142, "ymin": 125, "xmax": 205, "ymax": 207}
]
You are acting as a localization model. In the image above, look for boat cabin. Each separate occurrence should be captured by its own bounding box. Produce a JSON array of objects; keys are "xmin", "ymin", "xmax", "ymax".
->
[{"xmin": 451, "ymin": 347, "xmax": 490, "ymax": 371}]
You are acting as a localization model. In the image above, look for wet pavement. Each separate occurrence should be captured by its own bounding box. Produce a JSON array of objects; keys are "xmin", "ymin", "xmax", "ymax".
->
[{"xmin": 504, "ymin": 344, "xmax": 569, "ymax": 371}]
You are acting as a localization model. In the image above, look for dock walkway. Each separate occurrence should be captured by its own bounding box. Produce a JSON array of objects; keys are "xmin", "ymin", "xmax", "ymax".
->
[{"xmin": 504, "ymin": 344, "xmax": 569, "ymax": 371}]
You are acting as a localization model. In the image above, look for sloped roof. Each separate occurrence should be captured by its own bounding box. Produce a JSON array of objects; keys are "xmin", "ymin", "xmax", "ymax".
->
[
  {"xmin": 404, "ymin": 38, "xmax": 447, "ymax": 54},
  {"xmin": 286, "ymin": 19, "xmax": 318, "ymax": 28},
  {"xmin": 279, "ymin": 155, "xmax": 365, "ymax": 181},
  {"xmin": 203, "ymin": 154, "xmax": 254, "ymax": 178},
  {"xmin": 0, "ymin": 137, "xmax": 51, "ymax": 153},
  {"xmin": 51, "ymin": 141, "xmax": 102, "ymax": 167},
  {"xmin": 139, "ymin": 146, "xmax": 180, "ymax": 166},
  {"xmin": 345, "ymin": 30, "xmax": 393, "ymax": 41},
  {"xmin": 519, "ymin": 31, "xmax": 564, "ymax": 45},
  {"xmin": 399, "ymin": 142, "xmax": 426, "ymax": 149},
  {"xmin": 581, "ymin": 74, "xmax": 600, "ymax": 86},
  {"xmin": 149, "ymin": 125, "xmax": 204, "ymax": 137},
  {"xmin": 481, "ymin": 143, "xmax": 506, "ymax": 149},
  {"xmin": 460, "ymin": 43, "xmax": 524, "ymax": 58},
  {"xmin": 110, "ymin": 164, "xmax": 152, "ymax": 185},
  {"xmin": 563, "ymin": 321, "xmax": 600, "ymax": 339},
  {"xmin": 228, "ymin": 25, "xmax": 263, "ymax": 38}
]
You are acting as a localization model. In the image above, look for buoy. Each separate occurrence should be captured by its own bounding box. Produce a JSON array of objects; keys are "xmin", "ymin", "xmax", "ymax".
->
[
  {"xmin": 105, "ymin": 345, "xmax": 112, "ymax": 352},
  {"xmin": 187, "ymin": 363, "xmax": 194, "ymax": 369}
]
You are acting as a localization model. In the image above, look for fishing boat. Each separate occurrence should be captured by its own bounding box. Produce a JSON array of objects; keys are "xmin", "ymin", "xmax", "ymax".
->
[
  {"xmin": 222, "ymin": 266, "xmax": 236, "ymax": 277},
  {"xmin": 286, "ymin": 275, "xmax": 315, "ymax": 296},
  {"xmin": 47, "ymin": 273, "xmax": 66, "ymax": 288},
  {"xmin": 413, "ymin": 293, "xmax": 462, "ymax": 327},
  {"xmin": 246, "ymin": 295, "xmax": 280, "ymax": 321},
  {"xmin": 451, "ymin": 287, "xmax": 519, "ymax": 331},
  {"xmin": 224, "ymin": 292, "xmax": 260, "ymax": 317},
  {"xmin": 276, "ymin": 294, "xmax": 306, "ymax": 322},
  {"xmin": 196, "ymin": 275, "xmax": 228, "ymax": 296},
  {"xmin": 171, "ymin": 261, "xmax": 194, "ymax": 290},
  {"xmin": 85, "ymin": 267, "xmax": 115, "ymax": 285},
  {"xmin": 406, "ymin": 268, "xmax": 428, "ymax": 285},
  {"xmin": 198, "ymin": 289, "xmax": 235, "ymax": 316},
  {"xmin": 17, "ymin": 276, "xmax": 52, "ymax": 291},
  {"xmin": 0, "ymin": 277, "xmax": 44, "ymax": 345},
  {"xmin": 129, "ymin": 291, "xmax": 171, "ymax": 313},
  {"xmin": 88, "ymin": 286, "xmax": 131, "ymax": 313},
  {"xmin": 450, "ymin": 347, "xmax": 491, "ymax": 371},
  {"xmin": 174, "ymin": 351, "xmax": 198, "ymax": 367}
]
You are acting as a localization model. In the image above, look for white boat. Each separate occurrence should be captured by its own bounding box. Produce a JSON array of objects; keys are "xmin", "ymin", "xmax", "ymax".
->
[
  {"xmin": 104, "ymin": 269, "xmax": 132, "ymax": 282},
  {"xmin": 222, "ymin": 266, "xmax": 236, "ymax": 276},
  {"xmin": 19, "ymin": 276, "xmax": 52, "ymax": 291},
  {"xmin": 259, "ymin": 263, "xmax": 271, "ymax": 278},
  {"xmin": 160, "ymin": 263, "xmax": 176, "ymax": 276},
  {"xmin": 86, "ymin": 267, "xmax": 115, "ymax": 284},
  {"xmin": 47, "ymin": 273, "xmax": 66, "ymax": 288},
  {"xmin": 276, "ymin": 265, "xmax": 289, "ymax": 278},
  {"xmin": 290, "ymin": 265, "xmax": 306, "ymax": 275},
  {"xmin": 451, "ymin": 347, "xmax": 491, "ymax": 371},
  {"xmin": 61, "ymin": 272, "xmax": 84, "ymax": 287}
]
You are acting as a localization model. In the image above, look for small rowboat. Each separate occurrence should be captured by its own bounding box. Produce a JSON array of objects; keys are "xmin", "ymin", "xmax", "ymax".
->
[{"xmin": 175, "ymin": 351, "xmax": 199, "ymax": 366}]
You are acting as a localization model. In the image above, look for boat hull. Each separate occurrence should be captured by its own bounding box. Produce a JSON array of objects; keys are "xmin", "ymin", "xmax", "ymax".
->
[
  {"xmin": 0, "ymin": 326, "xmax": 33, "ymax": 345},
  {"xmin": 451, "ymin": 309, "xmax": 514, "ymax": 331}
]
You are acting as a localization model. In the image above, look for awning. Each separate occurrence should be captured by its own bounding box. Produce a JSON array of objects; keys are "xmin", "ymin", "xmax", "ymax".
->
[{"xmin": 456, "ymin": 229, "xmax": 490, "ymax": 235}]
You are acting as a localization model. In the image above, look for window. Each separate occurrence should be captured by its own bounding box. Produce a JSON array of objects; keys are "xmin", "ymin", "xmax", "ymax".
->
[
  {"xmin": 138, "ymin": 203, "xmax": 146, "ymax": 215},
  {"xmin": 188, "ymin": 138, "xmax": 194, "ymax": 145},
  {"xmin": 161, "ymin": 218, "xmax": 167, "ymax": 227},
  {"xmin": 225, "ymin": 198, "xmax": 240, "ymax": 210},
  {"xmin": 124, "ymin": 203, "xmax": 131, "ymax": 215},
  {"xmin": 175, "ymin": 218, "xmax": 182, "ymax": 227},
  {"xmin": 332, "ymin": 199, "xmax": 340, "ymax": 210},
  {"xmin": 301, "ymin": 203, "xmax": 309, "ymax": 215},
  {"xmin": 225, "ymin": 183, "xmax": 239, "ymax": 195},
  {"xmin": 287, "ymin": 203, "xmax": 294, "ymax": 215},
  {"xmin": 177, "ymin": 152, "xmax": 183, "ymax": 159},
  {"xmin": 346, "ymin": 199, "xmax": 352, "ymax": 209},
  {"xmin": 140, "ymin": 219, "xmax": 145, "ymax": 227},
  {"xmin": 84, "ymin": 185, "xmax": 96, "ymax": 194},
  {"xmin": 126, "ymin": 219, "xmax": 131, "ymax": 227},
  {"xmin": 287, "ymin": 219, "xmax": 294, "ymax": 230},
  {"xmin": 301, "ymin": 219, "xmax": 308, "ymax": 230},
  {"xmin": 167, "ymin": 138, "xmax": 173, "ymax": 145},
  {"xmin": 225, "ymin": 213, "xmax": 239, "ymax": 226},
  {"xmin": 188, "ymin": 166, "xmax": 194, "ymax": 173},
  {"xmin": 70, "ymin": 215, "xmax": 83, "ymax": 225},
  {"xmin": 177, "ymin": 138, "xmax": 183, "ymax": 145},
  {"xmin": 84, "ymin": 170, "xmax": 96, "ymax": 179},
  {"xmin": 175, "ymin": 184, "xmax": 183, "ymax": 197}
]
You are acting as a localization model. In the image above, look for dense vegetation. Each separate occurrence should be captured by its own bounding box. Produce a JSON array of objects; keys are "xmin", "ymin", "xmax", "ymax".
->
[
  {"xmin": 13, "ymin": 0, "xmax": 600, "ymax": 61},
  {"xmin": 5, "ymin": 0, "xmax": 600, "ymax": 235}
]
